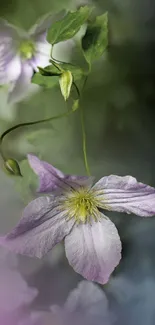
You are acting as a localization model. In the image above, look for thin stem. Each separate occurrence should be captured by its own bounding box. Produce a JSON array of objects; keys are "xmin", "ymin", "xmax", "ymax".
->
[
  {"xmin": 0, "ymin": 109, "xmax": 73, "ymax": 158},
  {"xmin": 72, "ymin": 80, "xmax": 90, "ymax": 175},
  {"xmin": 51, "ymin": 46, "xmax": 91, "ymax": 175},
  {"xmin": 80, "ymin": 76, "xmax": 91, "ymax": 176},
  {"xmin": 80, "ymin": 103, "xmax": 90, "ymax": 176}
]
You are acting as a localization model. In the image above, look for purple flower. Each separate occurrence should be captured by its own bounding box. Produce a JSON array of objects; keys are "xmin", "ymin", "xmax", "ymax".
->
[
  {"xmin": 51, "ymin": 280, "xmax": 111, "ymax": 325},
  {"xmin": 20, "ymin": 280, "xmax": 111, "ymax": 325},
  {"xmin": 0, "ymin": 247, "xmax": 38, "ymax": 325},
  {"xmin": 1, "ymin": 154, "xmax": 155, "ymax": 284},
  {"xmin": 0, "ymin": 16, "xmax": 52, "ymax": 103}
]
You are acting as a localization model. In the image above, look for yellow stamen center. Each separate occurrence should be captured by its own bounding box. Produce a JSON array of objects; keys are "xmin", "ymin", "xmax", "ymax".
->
[
  {"xmin": 19, "ymin": 40, "xmax": 35, "ymax": 59},
  {"xmin": 63, "ymin": 188, "xmax": 101, "ymax": 224}
]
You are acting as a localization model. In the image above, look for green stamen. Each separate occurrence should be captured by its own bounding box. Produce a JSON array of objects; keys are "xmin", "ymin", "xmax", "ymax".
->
[
  {"xmin": 19, "ymin": 40, "xmax": 35, "ymax": 59},
  {"xmin": 64, "ymin": 188, "xmax": 100, "ymax": 224}
]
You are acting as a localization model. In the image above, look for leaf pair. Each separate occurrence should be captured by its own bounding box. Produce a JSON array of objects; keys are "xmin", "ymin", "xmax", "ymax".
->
[
  {"xmin": 47, "ymin": 6, "xmax": 108, "ymax": 67},
  {"xmin": 32, "ymin": 7, "xmax": 108, "ymax": 97}
]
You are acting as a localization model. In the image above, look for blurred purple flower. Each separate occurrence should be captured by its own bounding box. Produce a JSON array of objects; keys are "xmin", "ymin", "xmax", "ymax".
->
[
  {"xmin": 0, "ymin": 247, "xmax": 38, "ymax": 324},
  {"xmin": 0, "ymin": 15, "xmax": 52, "ymax": 103},
  {"xmin": 20, "ymin": 280, "xmax": 111, "ymax": 325},
  {"xmin": 51, "ymin": 280, "xmax": 111, "ymax": 325},
  {"xmin": 19, "ymin": 311, "xmax": 48, "ymax": 325},
  {"xmin": 1, "ymin": 154, "xmax": 155, "ymax": 284}
]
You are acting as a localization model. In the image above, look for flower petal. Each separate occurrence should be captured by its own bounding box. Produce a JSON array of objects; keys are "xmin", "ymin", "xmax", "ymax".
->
[
  {"xmin": 93, "ymin": 175, "xmax": 155, "ymax": 217},
  {"xmin": 20, "ymin": 311, "xmax": 48, "ymax": 325},
  {"xmin": 0, "ymin": 19, "xmax": 21, "ymax": 84},
  {"xmin": 0, "ymin": 269, "xmax": 38, "ymax": 312},
  {"xmin": 0, "ymin": 196, "xmax": 74, "ymax": 258},
  {"xmin": 8, "ymin": 61, "xmax": 33, "ymax": 103},
  {"xmin": 28, "ymin": 154, "xmax": 93, "ymax": 193},
  {"xmin": 32, "ymin": 40, "xmax": 51, "ymax": 69},
  {"xmin": 64, "ymin": 280, "xmax": 108, "ymax": 313},
  {"xmin": 65, "ymin": 215, "xmax": 121, "ymax": 284},
  {"xmin": 29, "ymin": 18, "xmax": 52, "ymax": 71},
  {"xmin": 54, "ymin": 281, "xmax": 111, "ymax": 325}
]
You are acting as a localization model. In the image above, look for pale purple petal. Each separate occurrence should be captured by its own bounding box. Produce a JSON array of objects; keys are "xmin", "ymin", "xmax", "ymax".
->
[
  {"xmin": 29, "ymin": 16, "xmax": 52, "ymax": 69},
  {"xmin": 0, "ymin": 269, "xmax": 38, "ymax": 312},
  {"xmin": 28, "ymin": 154, "xmax": 93, "ymax": 193},
  {"xmin": 4, "ymin": 55, "xmax": 21, "ymax": 83},
  {"xmin": 8, "ymin": 61, "xmax": 33, "ymax": 103},
  {"xmin": 93, "ymin": 175, "xmax": 155, "ymax": 217},
  {"xmin": 0, "ymin": 54, "xmax": 21, "ymax": 85},
  {"xmin": 32, "ymin": 40, "xmax": 51, "ymax": 68},
  {"xmin": 51, "ymin": 281, "xmax": 110, "ymax": 325},
  {"xmin": 64, "ymin": 280, "xmax": 108, "ymax": 313},
  {"xmin": 0, "ymin": 247, "xmax": 18, "ymax": 269},
  {"xmin": 0, "ymin": 196, "xmax": 74, "ymax": 258},
  {"xmin": 20, "ymin": 312, "xmax": 48, "ymax": 325},
  {"xmin": 65, "ymin": 214, "xmax": 121, "ymax": 284},
  {"xmin": 0, "ymin": 19, "xmax": 21, "ymax": 84}
]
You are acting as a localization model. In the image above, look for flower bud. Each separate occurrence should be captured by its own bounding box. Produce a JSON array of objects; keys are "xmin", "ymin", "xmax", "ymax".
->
[
  {"xmin": 59, "ymin": 70, "xmax": 73, "ymax": 101},
  {"xmin": 3, "ymin": 159, "xmax": 22, "ymax": 176}
]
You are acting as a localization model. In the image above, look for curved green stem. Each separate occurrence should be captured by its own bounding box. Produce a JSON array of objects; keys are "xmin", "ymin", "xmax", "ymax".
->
[
  {"xmin": 72, "ymin": 81, "xmax": 81, "ymax": 98},
  {"xmin": 0, "ymin": 109, "xmax": 73, "ymax": 160}
]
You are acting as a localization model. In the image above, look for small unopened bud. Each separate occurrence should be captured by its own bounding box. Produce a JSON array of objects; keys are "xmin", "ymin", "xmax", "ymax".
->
[
  {"xmin": 59, "ymin": 70, "xmax": 73, "ymax": 101},
  {"xmin": 3, "ymin": 159, "xmax": 22, "ymax": 176}
]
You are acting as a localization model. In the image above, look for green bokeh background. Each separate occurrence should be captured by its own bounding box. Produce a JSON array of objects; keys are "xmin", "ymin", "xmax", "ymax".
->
[{"xmin": 1, "ymin": 0, "xmax": 155, "ymax": 323}]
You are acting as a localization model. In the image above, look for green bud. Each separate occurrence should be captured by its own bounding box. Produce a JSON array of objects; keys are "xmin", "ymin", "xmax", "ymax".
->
[
  {"xmin": 72, "ymin": 99, "xmax": 79, "ymax": 111},
  {"xmin": 3, "ymin": 159, "xmax": 22, "ymax": 176},
  {"xmin": 59, "ymin": 70, "xmax": 73, "ymax": 101}
]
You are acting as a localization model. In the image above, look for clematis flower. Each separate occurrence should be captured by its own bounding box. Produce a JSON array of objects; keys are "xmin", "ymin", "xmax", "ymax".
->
[
  {"xmin": 0, "ymin": 15, "xmax": 52, "ymax": 103},
  {"xmin": 1, "ymin": 154, "xmax": 155, "ymax": 284}
]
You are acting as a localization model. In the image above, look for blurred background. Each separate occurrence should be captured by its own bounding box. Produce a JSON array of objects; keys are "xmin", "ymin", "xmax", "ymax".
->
[{"xmin": 1, "ymin": 0, "xmax": 155, "ymax": 324}]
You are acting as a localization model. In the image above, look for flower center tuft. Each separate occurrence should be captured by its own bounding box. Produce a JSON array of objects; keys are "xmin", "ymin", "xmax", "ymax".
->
[
  {"xmin": 64, "ymin": 188, "xmax": 100, "ymax": 224},
  {"xmin": 19, "ymin": 40, "xmax": 35, "ymax": 59}
]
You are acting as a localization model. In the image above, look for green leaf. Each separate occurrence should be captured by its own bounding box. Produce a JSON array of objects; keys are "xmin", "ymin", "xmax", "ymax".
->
[
  {"xmin": 59, "ymin": 70, "xmax": 73, "ymax": 101},
  {"xmin": 82, "ymin": 12, "xmax": 108, "ymax": 67},
  {"xmin": 38, "ymin": 66, "xmax": 61, "ymax": 76},
  {"xmin": 32, "ymin": 72, "xmax": 59, "ymax": 88},
  {"xmin": 43, "ymin": 62, "xmax": 84, "ymax": 80},
  {"xmin": 47, "ymin": 6, "xmax": 92, "ymax": 44}
]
